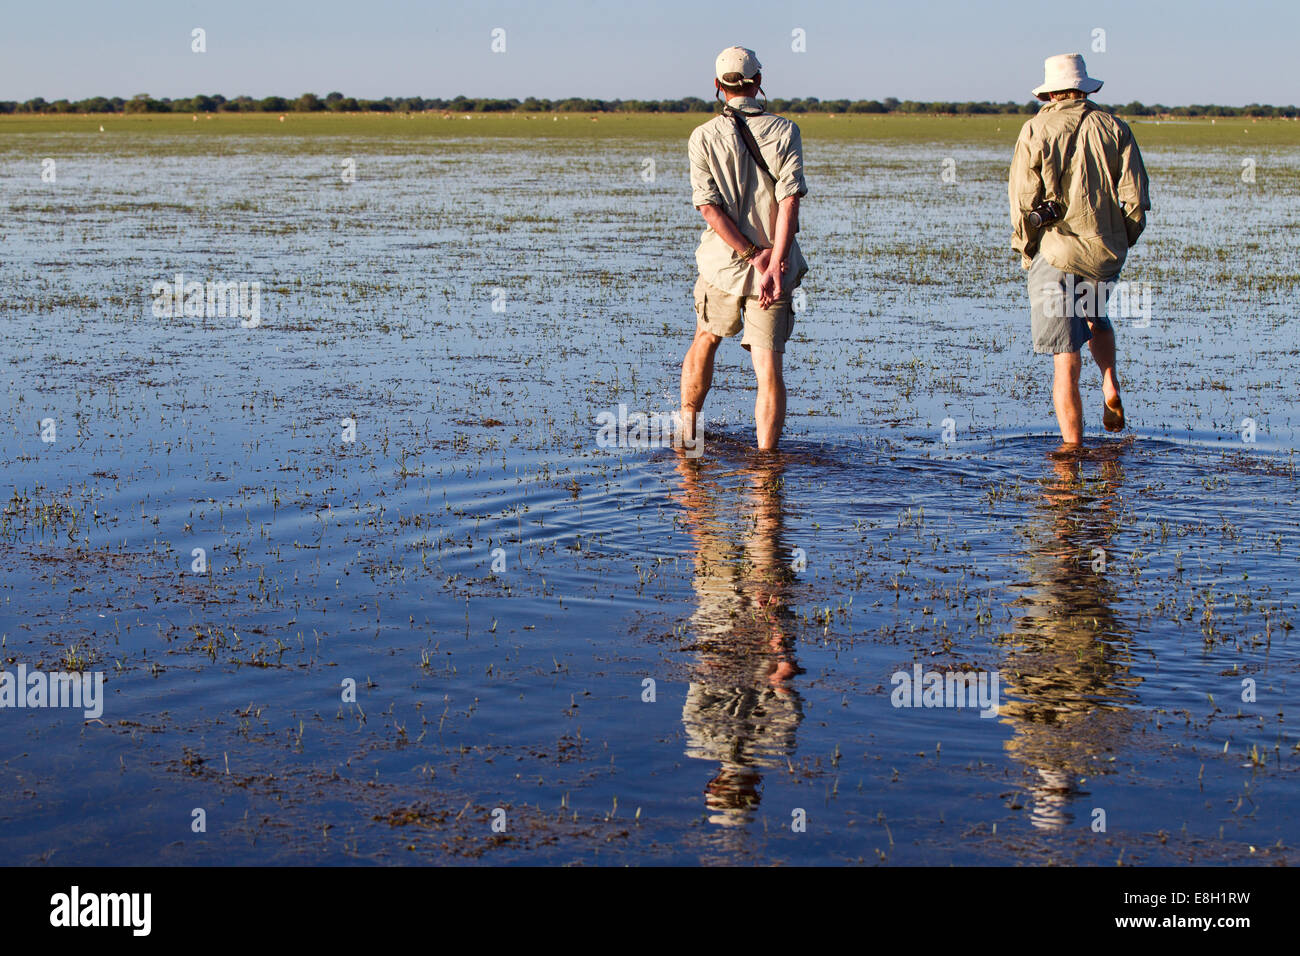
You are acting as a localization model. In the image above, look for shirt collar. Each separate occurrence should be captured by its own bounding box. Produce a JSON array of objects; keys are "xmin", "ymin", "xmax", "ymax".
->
[
  {"xmin": 1043, "ymin": 97, "xmax": 1090, "ymax": 113},
  {"xmin": 724, "ymin": 95, "xmax": 765, "ymax": 115}
]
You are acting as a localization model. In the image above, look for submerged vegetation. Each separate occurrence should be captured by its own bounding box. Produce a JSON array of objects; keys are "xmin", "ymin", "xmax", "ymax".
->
[{"xmin": 0, "ymin": 114, "xmax": 1296, "ymax": 865}]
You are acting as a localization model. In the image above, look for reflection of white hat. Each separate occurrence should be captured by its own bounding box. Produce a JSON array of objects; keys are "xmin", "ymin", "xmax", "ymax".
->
[
  {"xmin": 715, "ymin": 46, "xmax": 762, "ymax": 88},
  {"xmin": 1032, "ymin": 53, "xmax": 1103, "ymax": 101}
]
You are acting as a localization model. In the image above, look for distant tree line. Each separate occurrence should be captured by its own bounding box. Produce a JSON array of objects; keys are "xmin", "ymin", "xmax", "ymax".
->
[{"xmin": 1, "ymin": 92, "xmax": 1295, "ymax": 118}]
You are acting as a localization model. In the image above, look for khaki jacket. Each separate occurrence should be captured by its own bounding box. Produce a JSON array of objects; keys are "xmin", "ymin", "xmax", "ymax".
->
[
  {"xmin": 1009, "ymin": 98, "xmax": 1150, "ymax": 280},
  {"xmin": 689, "ymin": 96, "xmax": 808, "ymax": 296}
]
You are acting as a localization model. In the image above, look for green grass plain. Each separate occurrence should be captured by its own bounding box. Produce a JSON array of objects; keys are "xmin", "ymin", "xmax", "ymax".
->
[{"xmin": 3, "ymin": 110, "xmax": 1300, "ymax": 149}]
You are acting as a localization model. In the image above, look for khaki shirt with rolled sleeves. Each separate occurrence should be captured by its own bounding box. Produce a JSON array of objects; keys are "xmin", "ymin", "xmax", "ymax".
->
[
  {"xmin": 689, "ymin": 97, "xmax": 809, "ymax": 297},
  {"xmin": 1009, "ymin": 98, "xmax": 1151, "ymax": 281}
]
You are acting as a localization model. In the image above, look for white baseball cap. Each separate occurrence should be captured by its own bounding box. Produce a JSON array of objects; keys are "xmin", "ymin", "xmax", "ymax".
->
[
  {"xmin": 1031, "ymin": 53, "xmax": 1103, "ymax": 101},
  {"xmin": 715, "ymin": 46, "xmax": 762, "ymax": 88}
]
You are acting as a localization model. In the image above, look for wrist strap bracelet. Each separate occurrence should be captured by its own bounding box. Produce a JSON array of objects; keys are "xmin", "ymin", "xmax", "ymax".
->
[{"xmin": 740, "ymin": 242, "xmax": 758, "ymax": 261}]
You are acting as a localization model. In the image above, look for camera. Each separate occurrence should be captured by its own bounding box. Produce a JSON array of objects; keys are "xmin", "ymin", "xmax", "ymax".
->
[{"xmin": 1028, "ymin": 200, "xmax": 1065, "ymax": 229}]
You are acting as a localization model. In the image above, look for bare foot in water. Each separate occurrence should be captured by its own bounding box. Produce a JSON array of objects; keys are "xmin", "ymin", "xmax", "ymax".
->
[{"xmin": 1049, "ymin": 442, "xmax": 1085, "ymax": 461}]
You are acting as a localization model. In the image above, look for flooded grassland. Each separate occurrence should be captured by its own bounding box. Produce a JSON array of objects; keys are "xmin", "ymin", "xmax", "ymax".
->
[{"xmin": 0, "ymin": 114, "xmax": 1297, "ymax": 864}]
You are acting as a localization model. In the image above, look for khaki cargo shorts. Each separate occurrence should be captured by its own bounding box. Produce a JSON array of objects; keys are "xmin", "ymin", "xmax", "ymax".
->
[
  {"xmin": 1028, "ymin": 254, "xmax": 1115, "ymax": 354},
  {"xmin": 693, "ymin": 276, "xmax": 795, "ymax": 354}
]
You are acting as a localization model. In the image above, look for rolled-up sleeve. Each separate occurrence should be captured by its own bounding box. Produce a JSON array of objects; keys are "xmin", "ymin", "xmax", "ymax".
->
[
  {"xmin": 1009, "ymin": 122, "xmax": 1043, "ymax": 269},
  {"xmin": 1116, "ymin": 123, "xmax": 1151, "ymax": 247},
  {"xmin": 689, "ymin": 130, "xmax": 723, "ymax": 208},
  {"xmin": 775, "ymin": 124, "xmax": 808, "ymax": 202}
]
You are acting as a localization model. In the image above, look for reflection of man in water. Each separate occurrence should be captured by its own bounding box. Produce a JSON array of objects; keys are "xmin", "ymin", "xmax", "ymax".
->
[
  {"xmin": 998, "ymin": 448, "xmax": 1140, "ymax": 829},
  {"xmin": 675, "ymin": 453, "xmax": 803, "ymax": 826}
]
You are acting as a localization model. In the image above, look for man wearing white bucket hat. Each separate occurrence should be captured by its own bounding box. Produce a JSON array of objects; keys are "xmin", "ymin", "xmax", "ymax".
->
[
  {"xmin": 1010, "ymin": 54, "xmax": 1150, "ymax": 452},
  {"xmin": 680, "ymin": 46, "xmax": 808, "ymax": 452}
]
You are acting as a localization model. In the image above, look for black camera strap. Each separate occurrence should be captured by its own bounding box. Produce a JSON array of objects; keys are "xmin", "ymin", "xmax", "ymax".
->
[{"xmin": 724, "ymin": 107, "xmax": 775, "ymax": 184}]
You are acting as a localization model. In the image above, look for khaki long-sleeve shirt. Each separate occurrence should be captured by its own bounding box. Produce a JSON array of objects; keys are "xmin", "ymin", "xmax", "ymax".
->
[
  {"xmin": 689, "ymin": 96, "xmax": 808, "ymax": 296},
  {"xmin": 1009, "ymin": 98, "xmax": 1150, "ymax": 281}
]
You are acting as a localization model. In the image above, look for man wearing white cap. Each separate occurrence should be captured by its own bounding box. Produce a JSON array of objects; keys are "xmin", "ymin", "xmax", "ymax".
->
[
  {"xmin": 680, "ymin": 46, "xmax": 808, "ymax": 452},
  {"xmin": 1009, "ymin": 54, "xmax": 1150, "ymax": 451}
]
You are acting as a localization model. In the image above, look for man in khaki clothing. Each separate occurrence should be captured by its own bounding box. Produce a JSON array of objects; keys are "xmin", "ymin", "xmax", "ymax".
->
[
  {"xmin": 1010, "ymin": 54, "xmax": 1150, "ymax": 451},
  {"xmin": 681, "ymin": 46, "xmax": 808, "ymax": 452}
]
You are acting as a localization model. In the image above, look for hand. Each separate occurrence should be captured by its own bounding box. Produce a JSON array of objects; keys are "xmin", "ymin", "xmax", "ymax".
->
[
  {"xmin": 758, "ymin": 257, "xmax": 787, "ymax": 309},
  {"xmin": 750, "ymin": 247, "xmax": 772, "ymax": 274}
]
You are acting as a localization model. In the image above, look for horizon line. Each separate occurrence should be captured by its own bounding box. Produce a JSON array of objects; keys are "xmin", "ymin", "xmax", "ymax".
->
[{"xmin": 4, "ymin": 93, "xmax": 1296, "ymax": 113}]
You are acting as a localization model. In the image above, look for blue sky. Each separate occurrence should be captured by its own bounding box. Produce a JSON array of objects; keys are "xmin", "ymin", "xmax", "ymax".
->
[{"xmin": 1, "ymin": 0, "xmax": 1292, "ymax": 105}]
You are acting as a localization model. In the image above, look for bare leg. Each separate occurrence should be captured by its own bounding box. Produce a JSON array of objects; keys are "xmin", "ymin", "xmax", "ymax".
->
[
  {"xmin": 681, "ymin": 326, "xmax": 722, "ymax": 447},
  {"xmin": 750, "ymin": 346, "xmax": 786, "ymax": 451},
  {"xmin": 1052, "ymin": 350, "xmax": 1083, "ymax": 445},
  {"xmin": 1087, "ymin": 323, "xmax": 1121, "ymax": 407}
]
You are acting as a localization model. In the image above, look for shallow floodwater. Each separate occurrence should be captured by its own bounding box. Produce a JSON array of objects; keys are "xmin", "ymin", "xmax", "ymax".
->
[{"xmin": 0, "ymin": 129, "xmax": 1297, "ymax": 864}]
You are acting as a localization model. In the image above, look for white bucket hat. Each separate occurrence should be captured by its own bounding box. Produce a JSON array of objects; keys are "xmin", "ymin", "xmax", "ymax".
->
[
  {"xmin": 715, "ymin": 46, "xmax": 762, "ymax": 88},
  {"xmin": 1031, "ymin": 53, "xmax": 1103, "ymax": 101}
]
